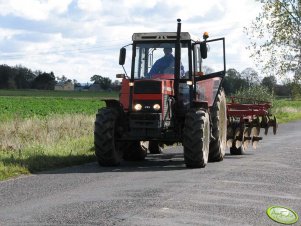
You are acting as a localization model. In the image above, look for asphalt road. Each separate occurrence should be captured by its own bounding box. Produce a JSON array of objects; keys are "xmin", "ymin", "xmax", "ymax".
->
[{"xmin": 0, "ymin": 121, "xmax": 301, "ymax": 226}]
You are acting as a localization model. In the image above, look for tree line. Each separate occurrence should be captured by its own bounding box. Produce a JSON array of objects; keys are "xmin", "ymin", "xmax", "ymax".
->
[
  {"xmin": 223, "ymin": 67, "xmax": 299, "ymax": 99},
  {"xmin": 0, "ymin": 64, "xmax": 121, "ymax": 91},
  {"xmin": 0, "ymin": 64, "xmax": 56, "ymax": 90},
  {"xmin": 0, "ymin": 64, "xmax": 299, "ymax": 98}
]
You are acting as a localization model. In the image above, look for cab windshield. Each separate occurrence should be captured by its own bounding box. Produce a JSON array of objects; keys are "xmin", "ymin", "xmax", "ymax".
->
[{"xmin": 133, "ymin": 42, "xmax": 189, "ymax": 79}]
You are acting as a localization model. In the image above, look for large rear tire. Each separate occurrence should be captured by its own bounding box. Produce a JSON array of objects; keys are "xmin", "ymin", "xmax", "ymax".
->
[
  {"xmin": 123, "ymin": 141, "xmax": 147, "ymax": 161},
  {"xmin": 148, "ymin": 141, "xmax": 163, "ymax": 154},
  {"xmin": 94, "ymin": 108, "xmax": 122, "ymax": 166},
  {"xmin": 183, "ymin": 109, "xmax": 210, "ymax": 168},
  {"xmin": 209, "ymin": 89, "xmax": 227, "ymax": 162}
]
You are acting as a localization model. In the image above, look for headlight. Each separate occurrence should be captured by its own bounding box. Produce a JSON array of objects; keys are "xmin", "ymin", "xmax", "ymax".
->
[
  {"xmin": 153, "ymin": 104, "xmax": 160, "ymax": 111},
  {"xmin": 134, "ymin": 103, "xmax": 142, "ymax": 111}
]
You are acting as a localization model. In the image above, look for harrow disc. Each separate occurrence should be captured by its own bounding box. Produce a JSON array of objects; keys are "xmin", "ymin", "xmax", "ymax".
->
[
  {"xmin": 252, "ymin": 136, "xmax": 263, "ymax": 149},
  {"xmin": 271, "ymin": 116, "xmax": 278, "ymax": 135},
  {"xmin": 234, "ymin": 127, "xmax": 243, "ymax": 148},
  {"xmin": 226, "ymin": 126, "xmax": 234, "ymax": 148},
  {"xmin": 243, "ymin": 127, "xmax": 252, "ymax": 149}
]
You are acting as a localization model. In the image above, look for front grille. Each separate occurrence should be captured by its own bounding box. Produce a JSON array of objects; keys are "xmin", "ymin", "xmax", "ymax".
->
[
  {"xmin": 129, "ymin": 113, "xmax": 162, "ymax": 129},
  {"xmin": 130, "ymin": 113, "xmax": 161, "ymax": 121},
  {"xmin": 134, "ymin": 81, "xmax": 161, "ymax": 94}
]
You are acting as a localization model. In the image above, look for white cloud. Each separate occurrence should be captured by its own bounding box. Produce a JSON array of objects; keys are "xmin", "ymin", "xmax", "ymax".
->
[
  {"xmin": 77, "ymin": 0, "xmax": 102, "ymax": 12},
  {"xmin": 0, "ymin": 0, "xmax": 263, "ymax": 82},
  {"xmin": 0, "ymin": 0, "xmax": 72, "ymax": 20}
]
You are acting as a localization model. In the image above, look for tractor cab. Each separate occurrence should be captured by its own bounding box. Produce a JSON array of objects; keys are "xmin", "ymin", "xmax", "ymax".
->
[{"xmin": 118, "ymin": 31, "xmax": 225, "ymax": 114}]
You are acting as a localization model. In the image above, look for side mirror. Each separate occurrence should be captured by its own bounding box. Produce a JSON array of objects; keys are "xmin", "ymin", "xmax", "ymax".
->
[
  {"xmin": 200, "ymin": 42, "xmax": 207, "ymax": 59},
  {"xmin": 119, "ymin": 47, "xmax": 126, "ymax": 65}
]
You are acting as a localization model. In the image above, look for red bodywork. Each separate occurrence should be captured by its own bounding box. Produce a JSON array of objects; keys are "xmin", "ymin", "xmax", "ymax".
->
[
  {"xmin": 119, "ymin": 77, "xmax": 174, "ymax": 114},
  {"xmin": 227, "ymin": 96, "xmax": 272, "ymax": 120},
  {"xmin": 120, "ymin": 75, "xmax": 222, "ymax": 111},
  {"xmin": 196, "ymin": 77, "xmax": 222, "ymax": 107}
]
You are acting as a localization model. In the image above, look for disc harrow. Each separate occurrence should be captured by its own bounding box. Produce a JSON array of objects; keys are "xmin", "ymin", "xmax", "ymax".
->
[{"xmin": 226, "ymin": 96, "xmax": 278, "ymax": 153}]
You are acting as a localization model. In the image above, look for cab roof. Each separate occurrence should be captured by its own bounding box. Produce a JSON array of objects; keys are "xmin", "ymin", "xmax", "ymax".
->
[{"xmin": 132, "ymin": 32, "xmax": 191, "ymax": 41}]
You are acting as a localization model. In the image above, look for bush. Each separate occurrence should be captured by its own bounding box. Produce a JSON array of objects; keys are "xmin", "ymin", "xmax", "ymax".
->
[{"xmin": 234, "ymin": 85, "xmax": 274, "ymax": 103}]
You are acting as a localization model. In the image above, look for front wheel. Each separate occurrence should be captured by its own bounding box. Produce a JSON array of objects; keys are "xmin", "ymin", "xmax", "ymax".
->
[
  {"xmin": 94, "ymin": 108, "xmax": 122, "ymax": 166},
  {"xmin": 183, "ymin": 109, "xmax": 210, "ymax": 168}
]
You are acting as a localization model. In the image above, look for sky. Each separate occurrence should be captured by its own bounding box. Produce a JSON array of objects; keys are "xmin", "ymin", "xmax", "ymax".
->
[{"xmin": 0, "ymin": 0, "xmax": 261, "ymax": 83}]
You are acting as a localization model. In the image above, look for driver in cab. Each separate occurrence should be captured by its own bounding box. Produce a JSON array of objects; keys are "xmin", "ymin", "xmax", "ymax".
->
[{"xmin": 148, "ymin": 47, "xmax": 184, "ymax": 78}]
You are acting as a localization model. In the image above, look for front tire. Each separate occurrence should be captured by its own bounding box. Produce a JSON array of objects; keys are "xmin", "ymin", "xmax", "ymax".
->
[
  {"xmin": 183, "ymin": 109, "xmax": 210, "ymax": 168},
  {"xmin": 94, "ymin": 108, "xmax": 122, "ymax": 166},
  {"xmin": 209, "ymin": 89, "xmax": 227, "ymax": 162}
]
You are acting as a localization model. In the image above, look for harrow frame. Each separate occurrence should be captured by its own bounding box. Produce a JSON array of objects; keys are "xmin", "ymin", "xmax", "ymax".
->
[{"xmin": 226, "ymin": 96, "xmax": 277, "ymax": 152}]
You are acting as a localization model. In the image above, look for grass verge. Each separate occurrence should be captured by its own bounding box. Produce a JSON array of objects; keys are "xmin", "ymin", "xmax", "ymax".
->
[
  {"xmin": 272, "ymin": 99, "xmax": 301, "ymax": 123},
  {"xmin": 0, "ymin": 136, "xmax": 95, "ymax": 181},
  {"xmin": 0, "ymin": 114, "xmax": 96, "ymax": 181}
]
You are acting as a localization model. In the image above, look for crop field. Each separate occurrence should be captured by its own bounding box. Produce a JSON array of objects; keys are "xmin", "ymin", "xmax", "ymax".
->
[
  {"xmin": 0, "ymin": 90, "xmax": 119, "ymax": 121},
  {"xmin": 0, "ymin": 90, "xmax": 118, "ymax": 180},
  {"xmin": 0, "ymin": 96, "xmax": 104, "ymax": 121}
]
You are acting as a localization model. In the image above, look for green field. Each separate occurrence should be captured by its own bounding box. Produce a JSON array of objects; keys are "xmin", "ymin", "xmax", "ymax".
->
[
  {"xmin": 0, "ymin": 89, "xmax": 300, "ymax": 181},
  {"xmin": 0, "ymin": 90, "xmax": 118, "ymax": 121},
  {"xmin": 0, "ymin": 96, "xmax": 104, "ymax": 121},
  {"xmin": 0, "ymin": 90, "xmax": 118, "ymax": 180}
]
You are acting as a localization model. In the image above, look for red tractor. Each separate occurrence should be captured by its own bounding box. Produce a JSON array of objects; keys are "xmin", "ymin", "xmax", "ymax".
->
[
  {"xmin": 94, "ymin": 19, "xmax": 277, "ymax": 168},
  {"xmin": 94, "ymin": 19, "xmax": 227, "ymax": 168}
]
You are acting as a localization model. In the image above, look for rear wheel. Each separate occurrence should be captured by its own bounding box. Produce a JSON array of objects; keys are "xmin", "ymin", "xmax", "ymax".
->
[
  {"xmin": 94, "ymin": 108, "xmax": 122, "ymax": 166},
  {"xmin": 209, "ymin": 89, "xmax": 227, "ymax": 162},
  {"xmin": 148, "ymin": 141, "xmax": 163, "ymax": 154},
  {"xmin": 183, "ymin": 109, "xmax": 210, "ymax": 168},
  {"xmin": 123, "ymin": 141, "xmax": 147, "ymax": 161}
]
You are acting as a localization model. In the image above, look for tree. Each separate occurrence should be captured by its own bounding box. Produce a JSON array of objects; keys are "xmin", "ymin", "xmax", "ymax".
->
[
  {"xmin": 223, "ymin": 68, "xmax": 248, "ymax": 95},
  {"xmin": 261, "ymin": 75, "xmax": 277, "ymax": 92},
  {"xmin": 100, "ymin": 77, "xmax": 112, "ymax": 90},
  {"xmin": 245, "ymin": 0, "xmax": 301, "ymax": 79},
  {"xmin": 73, "ymin": 79, "xmax": 81, "ymax": 87},
  {"xmin": 14, "ymin": 65, "xmax": 36, "ymax": 89},
  {"xmin": 56, "ymin": 75, "xmax": 68, "ymax": 84},
  {"xmin": 111, "ymin": 80, "xmax": 121, "ymax": 91},
  {"xmin": 289, "ymin": 76, "xmax": 301, "ymax": 99},
  {"xmin": 90, "ymin": 75, "xmax": 102, "ymax": 84},
  {"xmin": 0, "ymin": 65, "xmax": 14, "ymax": 89},
  {"xmin": 32, "ymin": 72, "xmax": 56, "ymax": 90},
  {"xmin": 241, "ymin": 67, "xmax": 260, "ymax": 86},
  {"xmin": 90, "ymin": 75, "xmax": 112, "ymax": 90}
]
